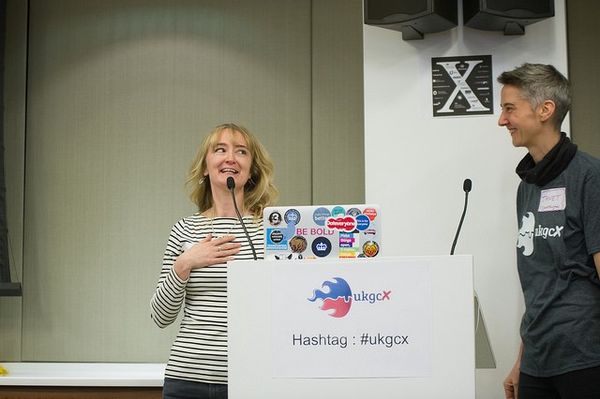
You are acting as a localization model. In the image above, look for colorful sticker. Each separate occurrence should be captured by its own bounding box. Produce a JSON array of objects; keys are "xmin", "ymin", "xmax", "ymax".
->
[
  {"xmin": 339, "ymin": 231, "xmax": 360, "ymax": 258},
  {"xmin": 363, "ymin": 241, "xmax": 380, "ymax": 257},
  {"xmin": 326, "ymin": 216, "xmax": 357, "ymax": 232},
  {"xmin": 339, "ymin": 231, "xmax": 359, "ymax": 249},
  {"xmin": 266, "ymin": 228, "xmax": 288, "ymax": 250},
  {"xmin": 363, "ymin": 207, "xmax": 378, "ymax": 221}
]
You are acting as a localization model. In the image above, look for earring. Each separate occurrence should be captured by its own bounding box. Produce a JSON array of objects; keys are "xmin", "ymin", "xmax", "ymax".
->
[{"xmin": 199, "ymin": 176, "xmax": 206, "ymax": 185}]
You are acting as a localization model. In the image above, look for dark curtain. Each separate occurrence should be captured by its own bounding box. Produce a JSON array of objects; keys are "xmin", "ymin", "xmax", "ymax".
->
[
  {"xmin": 0, "ymin": 0, "xmax": 19, "ymax": 295},
  {"xmin": 0, "ymin": 0, "xmax": 9, "ymax": 281}
]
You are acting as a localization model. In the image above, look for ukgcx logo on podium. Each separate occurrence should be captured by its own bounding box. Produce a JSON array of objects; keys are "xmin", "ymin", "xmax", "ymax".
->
[{"xmin": 307, "ymin": 277, "xmax": 392, "ymax": 318}]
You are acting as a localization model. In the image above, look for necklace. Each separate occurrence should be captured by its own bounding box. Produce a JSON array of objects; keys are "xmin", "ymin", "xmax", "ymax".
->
[{"xmin": 208, "ymin": 215, "xmax": 240, "ymax": 238}]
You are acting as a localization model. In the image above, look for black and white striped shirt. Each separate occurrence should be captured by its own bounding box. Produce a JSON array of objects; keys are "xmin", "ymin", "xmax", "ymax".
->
[{"xmin": 151, "ymin": 213, "xmax": 263, "ymax": 384}]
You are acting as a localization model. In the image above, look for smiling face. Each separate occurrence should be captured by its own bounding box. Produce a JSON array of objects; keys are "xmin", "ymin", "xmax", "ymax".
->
[
  {"xmin": 203, "ymin": 128, "xmax": 252, "ymax": 190},
  {"xmin": 498, "ymin": 85, "xmax": 544, "ymax": 150}
]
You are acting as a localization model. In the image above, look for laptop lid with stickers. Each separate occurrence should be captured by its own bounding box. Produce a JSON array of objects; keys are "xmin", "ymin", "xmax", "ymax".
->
[{"xmin": 263, "ymin": 204, "xmax": 382, "ymax": 260}]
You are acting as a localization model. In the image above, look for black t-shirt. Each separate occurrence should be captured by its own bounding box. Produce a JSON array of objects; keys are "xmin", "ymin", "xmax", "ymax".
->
[{"xmin": 517, "ymin": 151, "xmax": 600, "ymax": 377}]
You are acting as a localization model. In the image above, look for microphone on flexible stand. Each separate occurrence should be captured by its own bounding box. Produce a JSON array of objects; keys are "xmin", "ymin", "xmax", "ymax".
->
[
  {"xmin": 227, "ymin": 176, "xmax": 258, "ymax": 260},
  {"xmin": 450, "ymin": 178, "xmax": 472, "ymax": 255}
]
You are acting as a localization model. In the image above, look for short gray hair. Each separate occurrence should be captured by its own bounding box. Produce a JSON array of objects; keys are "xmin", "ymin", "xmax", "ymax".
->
[{"xmin": 497, "ymin": 63, "xmax": 571, "ymax": 129}]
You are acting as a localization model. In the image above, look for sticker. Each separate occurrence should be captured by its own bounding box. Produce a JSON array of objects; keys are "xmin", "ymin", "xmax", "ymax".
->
[
  {"xmin": 355, "ymin": 214, "xmax": 370, "ymax": 231},
  {"xmin": 339, "ymin": 231, "xmax": 359, "ymax": 249},
  {"xmin": 339, "ymin": 249, "xmax": 357, "ymax": 258},
  {"xmin": 268, "ymin": 211, "xmax": 282, "ymax": 226},
  {"xmin": 270, "ymin": 230, "xmax": 284, "ymax": 243},
  {"xmin": 312, "ymin": 207, "xmax": 331, "ymax": 226},
  {"xmin": 331, "ymin": 206, "xmax": 346, "ymax": 217},
  {"xmin": 289, "ymin": 235, "xmax": 308, "ymax": 253},
  {"xmin": 311, "ymin": 237, "xmax": 332, "ymax": 258},
  {"xmin": 284, "ymin": 209, "xmax": 301, "ymax": 225},
  {"xmin": 266, "ymin": 228, "xmax": 288, "ymax": 250},
  {"xmin": 363, "ymin": 241, "xmax": 379, "ymax": 257},
  {"xmin": 346, "ymin": 207, "xmax": 361, "ymax": 217},
  {"xmin": 363, "ymin": 207, "xmax": 378, "ymax": 221},
  {"xmin": 326, "ymin": 216, "xmax": 357, "ymax": 232},
  {"xmin": 339, "ymin": 232, "xmax": 360, "ymax": 258},
  {"xmin": 538, "ymin": 188, "xmax": 566, "ymax": 212}
]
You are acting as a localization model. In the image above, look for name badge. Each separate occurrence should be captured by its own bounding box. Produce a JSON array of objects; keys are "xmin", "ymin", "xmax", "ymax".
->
[{"xmin": 538, "ymin": 188, "xmax": 566, "ymax": 212}]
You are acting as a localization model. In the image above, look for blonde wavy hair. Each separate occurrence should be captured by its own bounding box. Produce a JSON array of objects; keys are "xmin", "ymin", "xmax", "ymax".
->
[{"xmin": 186, "ymin": 123, "xmax": 278, "ymax": 217}]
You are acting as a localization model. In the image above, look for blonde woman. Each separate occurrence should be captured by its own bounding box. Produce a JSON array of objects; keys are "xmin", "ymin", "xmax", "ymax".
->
[{"xmin": 151, "ymin": 123, "xmax": 278, "ymax": 399}]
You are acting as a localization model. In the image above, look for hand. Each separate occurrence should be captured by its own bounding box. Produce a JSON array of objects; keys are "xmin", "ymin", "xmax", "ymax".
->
[
  {"xmin": 174, "ymin": 234, "xmax": 241, "ymax": 279},
  {"xmin": 503, "ymin": 363, "xmax": 520, "ymax": 399}
]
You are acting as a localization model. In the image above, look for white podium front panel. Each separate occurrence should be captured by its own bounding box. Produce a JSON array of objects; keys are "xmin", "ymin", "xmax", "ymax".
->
[{"xmin": 228, "ymin": 256, "xmax": 474, "ymax": 399}]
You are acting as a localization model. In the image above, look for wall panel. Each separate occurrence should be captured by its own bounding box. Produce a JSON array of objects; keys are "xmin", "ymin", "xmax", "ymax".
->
[
  {"xmin": 2, "ymin": 0, "xmax": 364, "ymax": 363},
  {"xmin": 22, "ymin": 0, "xmax": 312, "ymax": 361},
  {"xmin": 567, "ymin": 0, "xmax": 600, "ymax": 156},
  {"xmin": 312, "ymin": 0, "xmax": 365, "ymax": 204}
]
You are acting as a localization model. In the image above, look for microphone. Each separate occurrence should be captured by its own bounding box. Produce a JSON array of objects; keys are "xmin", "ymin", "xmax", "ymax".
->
[
  {"xmin": 227, "ymin": 176, "xmax": 258, "ymax": 260},
  {"xmin": 450, "ymin": 178, "xmax": 472, "ymax": 255}
]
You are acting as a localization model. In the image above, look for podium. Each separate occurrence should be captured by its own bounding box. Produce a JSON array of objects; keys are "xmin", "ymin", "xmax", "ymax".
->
[{"xmin": 228, "ymin": 256, "xmax": 475, "ymax": 399}]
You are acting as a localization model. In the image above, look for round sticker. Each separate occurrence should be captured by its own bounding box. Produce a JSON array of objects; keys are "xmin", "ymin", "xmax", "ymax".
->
[
  {"xmin": 284, "ymin": 209, "xmax": 301, "ymax": 225},
  {"xmin": 347, "ymin": 208, "xmax": 361, "ymax": 217},
  {"xmin": 331, "ymin": 206, "xmax": 346, "ymax": 217},
  {"xmin": 312, "ymin": 207, "xmax": 331, "ymax": 226},
  {"xmin": 270, "ymin": 230, "xmax": 284, "ymax": 244},
  {"xmin": 363, "ymin": 207, "xmax": 378, "ymax": 221},
  {"xmin": 311, "ymin": 237, "xmax": 332, "ymax": 258},
  {"xmin": 289, "ymin": 235, "xmax": 308, "ymax": 253},
  {"xmin": 356, "ymin": 214, "xmax": 370, "ymax": 231},
  {"xmin": 268, "ymin": 211, "xmax": 282, "ymax": 226},
  {"xmin": 362, "ymin": 241, "xmax": 379, "ymax": 257}
]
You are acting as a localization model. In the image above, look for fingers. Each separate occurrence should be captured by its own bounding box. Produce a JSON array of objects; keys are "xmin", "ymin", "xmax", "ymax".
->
[
  {"xmin": 214, "ymin": 241, "xmax": 241, "ymax": 257},
  {"xmin": 503, "ymin": 382, "xmax": 518, "ymax": 399},
  {"xmin": 214, "ymin": 234, "xmax": 238, "ymax": 245}
]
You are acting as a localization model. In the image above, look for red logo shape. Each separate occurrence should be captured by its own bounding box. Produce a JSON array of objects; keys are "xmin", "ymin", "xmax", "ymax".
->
[
  {"xmin": 363, "ymin": 208, "xmax": 378, "ymax": 221},
  {"xmin": 326, "ymin": 216, "xmax": 357, "ymax": 232}
]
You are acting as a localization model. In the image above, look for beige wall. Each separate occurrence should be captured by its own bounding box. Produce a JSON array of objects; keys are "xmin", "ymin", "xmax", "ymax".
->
[
  {"xmin": 567, "ymin": 0, "xmax": 600, "ymax": 156},
  {"xmin": 1, "ymin": 0, "xmax": 364, "ymax": 362}
]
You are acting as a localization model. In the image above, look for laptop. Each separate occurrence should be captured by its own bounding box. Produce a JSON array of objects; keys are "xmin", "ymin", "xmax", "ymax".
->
[{"xmin": 263, "ymin": 204, "xmax": 382, "ymax": 260}]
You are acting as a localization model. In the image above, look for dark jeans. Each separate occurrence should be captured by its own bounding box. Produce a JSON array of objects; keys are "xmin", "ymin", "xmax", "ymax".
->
[
  {"xmin": 163, "ymin": 377, "xmax": 228, "ymax": 399},
  {"xmin": 519, "ymin": 365, "xmax": 600, "ymax": 399}
]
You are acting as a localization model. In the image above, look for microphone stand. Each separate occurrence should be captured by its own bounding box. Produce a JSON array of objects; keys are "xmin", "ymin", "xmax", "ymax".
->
[
  {"xmin": 227, "ymin": 177, "xmax": 258, "ymax": 260},
  {"xmin": 450, "ymin": 179, "xmax": 472, "ymax": 255}
]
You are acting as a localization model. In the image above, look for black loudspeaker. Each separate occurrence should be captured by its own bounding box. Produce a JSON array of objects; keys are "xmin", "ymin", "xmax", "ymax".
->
[
  {"xmin": 364, "ymin": 0, "xmax": 458, "ymax": 40},
  {"xmin": 464, "ymin": 0, "xmax": 555, "ymax": 35}
]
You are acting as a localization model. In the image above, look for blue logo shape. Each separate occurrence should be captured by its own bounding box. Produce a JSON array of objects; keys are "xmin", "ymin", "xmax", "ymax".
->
[
  {"xmin": 284, "ymin": 209, "xmax": 301, "ymax": 225},
  {"xmin": 312, "ymin": 207, "xmax": 331, "ymax": 226},
  {"xmin": 356, "ymin": 214, "xmax": 370, "ymax": 231},
  {"xmin": 308, "ymin": 277, "xmax": 352, "ymax": 318}
]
